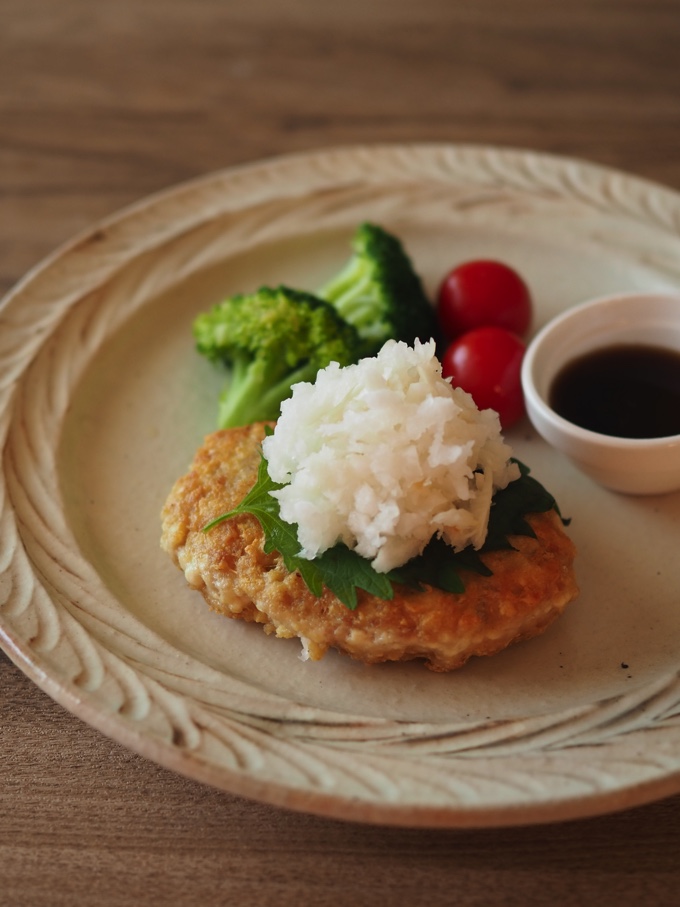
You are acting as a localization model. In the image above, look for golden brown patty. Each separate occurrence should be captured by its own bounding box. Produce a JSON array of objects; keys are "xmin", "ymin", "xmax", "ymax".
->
[{"xmin": 161, "ymin": 422, "xmax": 578, "ymax": 671}]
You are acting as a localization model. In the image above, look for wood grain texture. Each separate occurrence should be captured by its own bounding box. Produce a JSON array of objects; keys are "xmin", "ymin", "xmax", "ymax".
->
[
  {"xmin": 3, "ymin": 648, "xmax": 680, "ymax": 907},
  {"xmin": 2, "ymin": 0, "xmax": 680, "ymax": 903}
]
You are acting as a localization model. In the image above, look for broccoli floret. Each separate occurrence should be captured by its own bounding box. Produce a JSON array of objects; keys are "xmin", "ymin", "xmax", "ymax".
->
[
  {"xmin": 193, "ymin": 285, "xmax": 363, "ymax": 429},
  {"xmin": 317, "ymin": 222, "xmax": 438, "ymax": 356}
]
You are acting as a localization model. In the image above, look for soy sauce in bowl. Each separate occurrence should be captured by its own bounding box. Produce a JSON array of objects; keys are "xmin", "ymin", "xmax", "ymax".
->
[
  {"xmin": 521, "ymin": 291, "xmax": 680, "ymax": 494},
  {"xmin": 549, "ymin": 343, "xmax": 680, "ymax": 439}
]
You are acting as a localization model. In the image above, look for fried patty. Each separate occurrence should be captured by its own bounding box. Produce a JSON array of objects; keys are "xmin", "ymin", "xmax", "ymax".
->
[{"xmin": 161, "ymin": 422, "xmax": 578, "ymax": 671}]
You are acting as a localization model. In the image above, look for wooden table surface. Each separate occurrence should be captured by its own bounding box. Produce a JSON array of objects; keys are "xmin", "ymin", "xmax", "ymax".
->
[{"xmin": 2, "ymin": 1, "xmax": 680, "ymax": 904}]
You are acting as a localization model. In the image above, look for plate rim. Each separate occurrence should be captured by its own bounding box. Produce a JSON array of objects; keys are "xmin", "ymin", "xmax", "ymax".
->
[{"xmin": 3, "ymin": 142, "xmax": 680, "ymax": 828}]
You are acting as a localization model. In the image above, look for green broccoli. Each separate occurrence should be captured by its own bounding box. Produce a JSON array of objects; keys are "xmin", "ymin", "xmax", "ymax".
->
[
  {"xmin": 193, "ymin": 285, "xmax": 363, "ymax": 429},
  {"xmin": 317, "ymin": 222, "xmax": 438, "ymax": 356}
]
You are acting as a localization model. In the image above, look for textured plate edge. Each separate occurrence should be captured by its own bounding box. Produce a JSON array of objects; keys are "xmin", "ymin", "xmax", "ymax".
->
[
  {"xmin": 3, "ymin": 142, "xmax": 680, "ymax": 827},
  {"xmin": 4, "ymin": 623, "xmax": 680, "ymax": 830}
]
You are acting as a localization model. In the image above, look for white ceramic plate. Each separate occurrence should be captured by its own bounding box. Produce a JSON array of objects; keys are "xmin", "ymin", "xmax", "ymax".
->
[{"xmin": 2, "ymin": 145, "xmax": 680, "ymax": 828}]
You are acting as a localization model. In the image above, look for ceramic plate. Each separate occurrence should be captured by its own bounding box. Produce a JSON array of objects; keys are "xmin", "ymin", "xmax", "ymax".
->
[{"xmin": 2, "ymin": 145, "xmax": 680, "ymax": 828}]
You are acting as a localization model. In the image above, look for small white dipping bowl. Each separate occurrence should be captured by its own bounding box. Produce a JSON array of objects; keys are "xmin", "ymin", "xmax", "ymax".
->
[{"xmin": 521, "ymin": 291, "xmax": 680, "ymax": 495}]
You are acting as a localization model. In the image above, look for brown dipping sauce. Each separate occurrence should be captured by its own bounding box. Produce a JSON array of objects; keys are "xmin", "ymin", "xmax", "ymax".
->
[{"xmin": 549, "ymin": 343, "xmax": 680, "ymax": 439}]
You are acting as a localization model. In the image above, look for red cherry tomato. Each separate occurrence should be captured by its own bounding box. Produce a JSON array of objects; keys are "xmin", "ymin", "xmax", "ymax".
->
[
  {"xmin": 437, "ymin": 259, "xmax": 532, "ymax": 341},
  {"xmin": 441, "ymin": 326, "xmax": 526, "ymax": 429}
]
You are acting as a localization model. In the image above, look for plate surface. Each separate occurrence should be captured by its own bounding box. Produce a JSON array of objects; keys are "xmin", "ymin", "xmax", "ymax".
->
[{"xmin": 2, "ymin": 144, "xmax": 680, "ymax": 827}]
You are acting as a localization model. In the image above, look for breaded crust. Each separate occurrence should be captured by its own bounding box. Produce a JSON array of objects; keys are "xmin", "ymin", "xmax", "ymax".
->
[{"xmin": 161, "ymin": 423, "xmax": 578, "ymax": 671}]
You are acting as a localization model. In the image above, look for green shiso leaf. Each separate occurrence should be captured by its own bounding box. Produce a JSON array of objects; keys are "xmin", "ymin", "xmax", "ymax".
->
[
  {"xmin": 204, "ymin": 453, "xmax": 566, "ymax": 610},
  {"xmin": 483, "ymin": 458, "xmax": 567, "ymax": 550},
  {"xmin": 203, "ymin": 454, "xmax": 326, "ymax": 599},
  {"xmin": 314, "ymin": 545, "xmax": 394, "ymax": 609}
]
